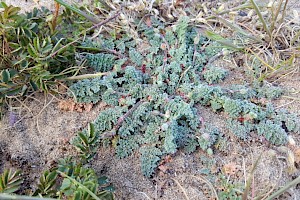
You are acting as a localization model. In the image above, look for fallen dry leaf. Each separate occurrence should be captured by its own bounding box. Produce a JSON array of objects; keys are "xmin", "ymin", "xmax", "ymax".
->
[
  {"xmin": 57, "ymin": 84, "xmax": 67, "ymax": 93},
  {"xmin": 84, "ymin": 103, "xmax": 93, "ymax": 112},
  {"xmin": 158, "ymin": 155, "xmax": 173, "ymax": 175},
  {"xmin": 158, "ymin": 165, "xmax": 169, "ymax": 173},
  {"xmin": 223, "ymin": 163, "xmax": 239, "ymax": 176},
  {"xmin": 287, "ymin": 135, "xmax": 296, "ymax": 147},
  {"xmin": 287, "ymin": 150, "xmax": 297, "ymax": 174},
  {"xmin": 58, "ymin": 99, "xmax": 76, "ymax": 112},
  {"xmin": 294, "ymin": 148, "xmax": 300, "ymax": 164},
  {"xmin": 58, "ymin": 99, "xmax": 93, "ymax": 112},
  {"xmin": 145, "ymin": 16, "xmax": 152, "ymax": 27},
  {"xmin": 163, "ymin": 155, "xmax": 172, "ymax": 163}
]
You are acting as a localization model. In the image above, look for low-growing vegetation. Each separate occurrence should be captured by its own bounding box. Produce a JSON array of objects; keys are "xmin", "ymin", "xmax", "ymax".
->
[
  {"xmin": 1, "ymin": 0, "xmax": 300, "ymax": 199},
  {"xmin": 69, "ymin": 15, "xmax": 299, "ymax": 177}
]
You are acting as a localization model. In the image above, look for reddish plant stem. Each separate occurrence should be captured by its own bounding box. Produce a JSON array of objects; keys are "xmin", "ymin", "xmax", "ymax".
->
[{"xmin": 101, "ymin": 100, "xmax": 145, "ymax": 139}]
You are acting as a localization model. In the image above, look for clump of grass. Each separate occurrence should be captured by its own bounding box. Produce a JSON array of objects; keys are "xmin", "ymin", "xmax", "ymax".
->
[
  {"xmin": 0, "ymin": 158, "xmax": 114, "ymax": 199},
  {"xmin": 0, "ymin": 1, "xmax": 120, "ymax": 117},
  {"xmin": 200, "ymin": 0, "xmax": 299, "ymax": 82}
]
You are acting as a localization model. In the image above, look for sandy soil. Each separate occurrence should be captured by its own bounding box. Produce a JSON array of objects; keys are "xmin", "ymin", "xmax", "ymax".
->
[
  {"xmin": 3, "ymin": 0, "xmax": 81, "ymax": 13},
  {"xmin": 1, "ymin": 0, "xmax": 300, "ymax": 200},
  {"xmin": 1, "ymin": 96, "xmax": 298, "ymax": 200},
  {"xmin": 1, "ymin": 69, "xmax": 299, "ymax": 200}
]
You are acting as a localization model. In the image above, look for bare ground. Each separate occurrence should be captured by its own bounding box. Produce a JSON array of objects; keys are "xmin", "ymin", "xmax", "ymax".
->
[
  {"xmin": 1, "ymin": 68, "xmax": 299, "ymax": 200},
  {"xmin": 3, "ymin": 0, "xmax": 80, "ymax": 13}
]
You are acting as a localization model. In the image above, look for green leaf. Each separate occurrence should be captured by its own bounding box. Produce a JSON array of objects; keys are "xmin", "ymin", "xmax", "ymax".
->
[
  {"xmin": 0, "ymin": 2, "xmax": 8, "ymax": 8},
  {"xmin": 98, "ymin": 191, "xmax": 114, "ymax": 200},
  {"xmin": 42, "ymin": 44, "xmax": 53, "ymax": 54},
  {"xmin": 8, "ymin": 69, "xmax": 18, "ymax": 78},
  {"xmin": 1, "ymin": 70, "xmax": 10, "ymax": 83},
  {"xmin": 46, "ymin": 171, "xmax": 57, "ymax": 183},
  {"xmin": 56, "ymin": 55, "xmax": 68, "ymax": 62},
  {"xmin": 34, "ymin": 170, "xmax": 57, "ymax": 197},
  {"xmin": 27, "ymin": 43, "xmax": 38, "ymax": 57},
  {"xmin": 60, "ymin": 178, "xmax": 72, "ymax": 194},
  {"xmin": 98, "ymin": 176, "xmax": 109, "ymax": 185},
  {"xmin": 33, "ymin": 37, "xmax": 41, "ymax": 53},
  {"xmin": 102, "ymin": 185, "xmax": 115, "ymax": 192},
  {"xmin": 51, "ymin": 38, "xmax": 64, "ymax": 53},
  {"xmin": 23, "ymin": 28, "xmax": 32, "ymax": 38},
  {"xmin": 9, "ymin": 42, "xmax": 21, "ymax": 50},
  {"xmin": 30, "ymin": 80, "xmax": 38, "ymax": 91},
  {"xmin": 76, "ymin": 144, "xmax": 87, "ymax": 153},
  {"xmin": 0, "ymin": 169, "xmax": 23, "ymax": 193},
  {"xmin": 78, "ymin": 132, "xmax": 89, "ymax": 146},
  {"xmin": 88, "ymin": 123, "xmax": 95, "ymax": 138},
  {"xmin": 205, "ymin": 30, "xmax": 226, "ymax": 41},
  {"xmin": 214, "ymin": 16, "xmax": 263, "ymax": 43},
  {"xmin": 73, "ymin": 192, "xmax": 81, "ymax": 200},
  {"xmin": 6, "ymin": 6, "xmax": 21, "ymax": 18},
  {"xmin": 5, "ymin": 87, "xmax": 22, "ymax": 96},
  {"xmin": 1, "ymin": 185, "xmax": 21, "ymax": 194},
  {"xmin": 205, "ymin": 30, "xmax": 244, "ymax": 50},
  {"xmin": 54, "ymin": 0, "xmax": 100, "ymax": 24},
  {"xmin": 20, "ymin": 85, "xmax": 28, "ymax": 96},
  {"xmin": 58, "ymin": 171, "xmax": 102, "ymax": 200}
]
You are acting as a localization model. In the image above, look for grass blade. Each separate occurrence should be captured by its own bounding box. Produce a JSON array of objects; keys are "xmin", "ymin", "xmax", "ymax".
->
[
  {"xmin": 242, "ymin": 155, "xmax": 262, "ymax": 200},
  {"xmin": 249, "ymin": 0, "xmax": 272, "ymax": 37},
  {"xmin": 214, "ymin": 16, "xmax": 263, "ymax": 43},
  {"xmin": 270, "ymin": 0, "xmax": 285, "ymax": 32},
  {"xmin": 205, "ymin": 30, "xmax": 244, "ymax": 50},
  {"xmin": 0, "ymin": 193, "xmax": 57, "ymax": 200},
  {"xmin": 246, "ymin": 48, "xmax": 276, "ymax": 71},
  {"xmin": 57, "ymin": 171, "xmax": 101, "ymax": 200},
  {"xmin": 265, "ymin": 175, "xmax": 300, "ymax": 200},
  {"xmin": 54, "ymin": 0, "xmax": 100, "ymax": 24}
]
